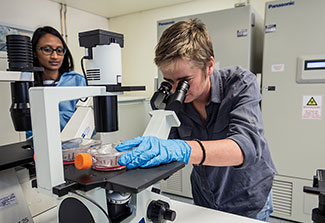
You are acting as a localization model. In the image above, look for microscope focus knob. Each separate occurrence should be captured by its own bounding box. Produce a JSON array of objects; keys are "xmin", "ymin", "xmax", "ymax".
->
[{"xmin": 147, "ymin": 200, "xmax": 176, "ymax": 223}]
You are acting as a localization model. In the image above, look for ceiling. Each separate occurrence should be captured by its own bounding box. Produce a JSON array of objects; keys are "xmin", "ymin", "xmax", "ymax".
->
[{"xmin": 51, "ymin": 0, "xmax": 195, "ymax": 18}]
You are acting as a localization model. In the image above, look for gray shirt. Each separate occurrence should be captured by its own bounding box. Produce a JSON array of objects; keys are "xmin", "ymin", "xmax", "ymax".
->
[{"xmin": 169, "ymin": 66, "xmax": 277, "ymax": 218}]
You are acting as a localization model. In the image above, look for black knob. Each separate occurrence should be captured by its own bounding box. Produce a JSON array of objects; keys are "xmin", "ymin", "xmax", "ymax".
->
[
  {"xmin": 147, "ymin": 200, "xmax": 176, "ymax": 223},
  {"xmin": 163, "ymin": 209, "xmax": 176, "ymax": 221}
]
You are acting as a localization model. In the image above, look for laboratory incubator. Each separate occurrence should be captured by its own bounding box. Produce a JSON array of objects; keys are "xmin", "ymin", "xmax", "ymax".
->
[{"xmin": 262, "ymin": 0, "xmax": 325, "ymax": 222}]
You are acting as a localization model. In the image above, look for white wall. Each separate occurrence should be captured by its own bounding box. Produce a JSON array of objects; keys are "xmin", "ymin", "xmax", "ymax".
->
[
  {"xmin": 0, "ymin": 0, "xmax": 109, "ymax": 145},
  {"xmin": 0, "ymin": 0, "xmax": 109, "ymax": 74},
  {"xmin": 108, "ymin": 0, "xmax": 271, "ymax": 98}
]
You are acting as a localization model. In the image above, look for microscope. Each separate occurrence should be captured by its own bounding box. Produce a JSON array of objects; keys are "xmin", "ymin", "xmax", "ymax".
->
[
  {"xmin": 304, "ymin": 169, "xmax": 325, "ymax": 223},
  {"xmin": 0, "ymin": 34, "xmax": 42, "ymax": 223},
  {"xmin": 29, "ymin": 29, "xmax": 188, "ymax": 223}
]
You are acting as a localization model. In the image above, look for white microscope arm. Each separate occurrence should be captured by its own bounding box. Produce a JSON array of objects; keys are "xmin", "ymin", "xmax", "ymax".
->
[{"xmin": 29, "ymin": 86, "xmax": 115, "ymax": 195}]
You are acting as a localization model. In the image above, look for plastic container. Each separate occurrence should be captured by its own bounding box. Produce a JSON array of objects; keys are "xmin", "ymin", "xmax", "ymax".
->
[
  {"xmin": 75, "ymin": 142, "xmax": 127, "ymax": 171},
  {"xmin": 62, "ymin": 138, "xmax": 102, "ymax": 164}
]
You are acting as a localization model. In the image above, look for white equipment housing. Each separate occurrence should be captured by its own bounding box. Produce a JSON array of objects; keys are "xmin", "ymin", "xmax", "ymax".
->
[
  {"xmin": 261, "ymin": 0, "xmax": 325, "ymax": 222},
  {"xmin": 85, "ymin": 44, "xmax": 122, "ymax": 86}
]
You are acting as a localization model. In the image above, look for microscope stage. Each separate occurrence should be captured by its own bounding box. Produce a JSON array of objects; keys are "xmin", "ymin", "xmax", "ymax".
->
[
  {"xmin": 53, "ymin": 161, "xmax": 185, "ymax": 196},
  {"xmin": 0, "ymin": 141, "xmax": 33, "ymax": 171}
]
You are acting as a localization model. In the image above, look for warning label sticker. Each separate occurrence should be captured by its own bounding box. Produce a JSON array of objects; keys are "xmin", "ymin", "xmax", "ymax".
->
[
  {"xmin": 0, "ymin": 193, "xmax": 17, "ymax": 210},
  {"xmin": 302, "ymin": 96, "xmax": 322, "ymax": 120},
  {"xmin": 307, "ymin": 97, "xmax": 317, "ymax": 105}
]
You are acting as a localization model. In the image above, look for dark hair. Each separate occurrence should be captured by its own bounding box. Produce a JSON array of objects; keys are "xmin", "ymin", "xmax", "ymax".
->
[{"xmin": 32, "ymin": 26, "xmax": 74, "ymax": 85}]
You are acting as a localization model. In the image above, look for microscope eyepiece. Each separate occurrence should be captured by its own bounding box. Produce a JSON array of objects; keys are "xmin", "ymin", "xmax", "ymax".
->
[
  {"xmin": 165, "ymin": 80, "xmax": 189, "ymax": 113},
  {"xmin": 159, "ymin": 81, "xmax": 172, "ymax": 94},
  {"xmin": 175, "ymin": 80, "xmax": 190, "ymax": 99},
  {"xmin": 150, "ymin": 80, "xmax": 190, "ymax": 113},
  {"xmin": 150, "ymin": 81, "xmax": 172, "ymax": 110}
]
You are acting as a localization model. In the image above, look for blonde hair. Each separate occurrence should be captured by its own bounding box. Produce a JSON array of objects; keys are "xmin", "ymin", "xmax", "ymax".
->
[{"xmin": 155, "ymin": 19, "xmax": 214, "ymax": 73}]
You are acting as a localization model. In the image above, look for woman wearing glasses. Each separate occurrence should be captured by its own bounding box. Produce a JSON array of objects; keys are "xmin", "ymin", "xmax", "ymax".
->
[{"xmin": 27, "ymin": 26, "xmax": 86, "ymax": 138}]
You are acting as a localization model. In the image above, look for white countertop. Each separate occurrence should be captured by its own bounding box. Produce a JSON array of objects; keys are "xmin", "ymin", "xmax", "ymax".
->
[{"xmin": 171, "ymin": 199, "xmax": 263, "ymax": 223}]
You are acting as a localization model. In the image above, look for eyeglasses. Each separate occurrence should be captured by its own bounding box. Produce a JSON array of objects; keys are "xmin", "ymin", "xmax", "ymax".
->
[{"xmin": 36, "ymin": 46, "xmax": 66, "ymax": 56}]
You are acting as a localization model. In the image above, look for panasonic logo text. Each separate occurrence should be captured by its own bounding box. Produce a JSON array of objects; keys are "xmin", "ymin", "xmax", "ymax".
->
[
  {"xmin": 158, "ymin": 21, "xmax": 175, "ymax": 26},
  {"xmin": 268, "ymin": 1, "xmax": 295, "ymax": 9}
]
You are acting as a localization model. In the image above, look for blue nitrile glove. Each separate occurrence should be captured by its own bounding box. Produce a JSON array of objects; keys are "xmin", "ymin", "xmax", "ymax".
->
[{"xmin": 115, "ymin": 136, "xmax": 192, "ymax": 169}]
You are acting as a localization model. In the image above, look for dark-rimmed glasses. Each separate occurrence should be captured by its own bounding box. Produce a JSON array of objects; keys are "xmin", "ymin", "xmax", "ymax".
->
[{"xmin": 36, "ymin": 46, "xmax": 66, "ymax": 56}]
